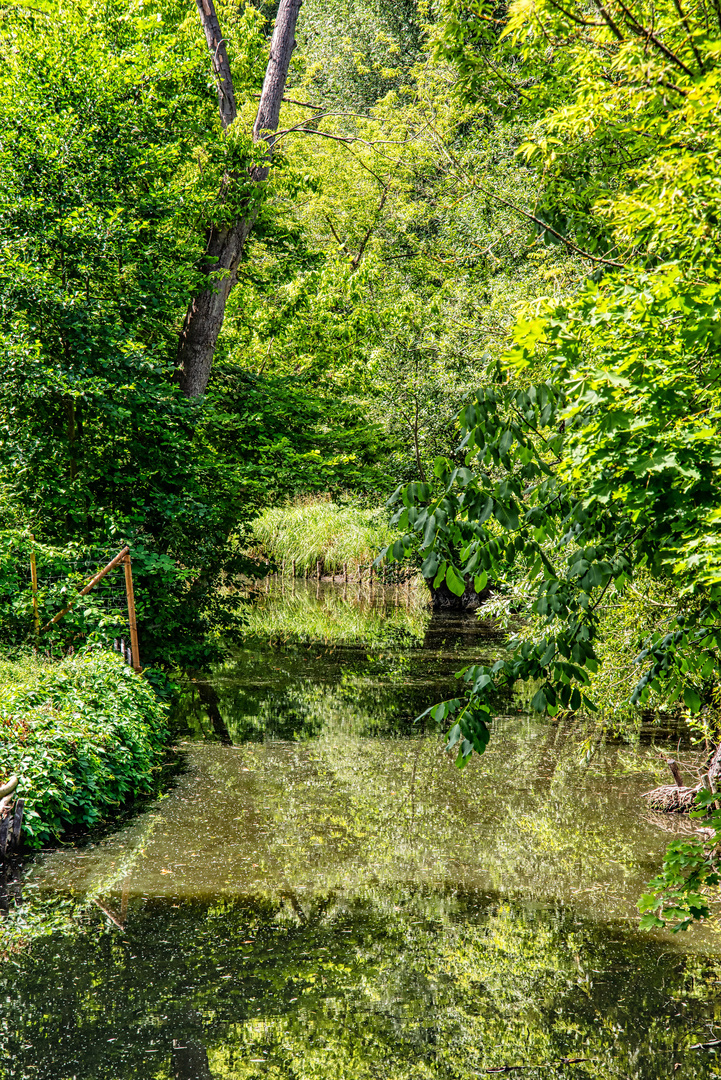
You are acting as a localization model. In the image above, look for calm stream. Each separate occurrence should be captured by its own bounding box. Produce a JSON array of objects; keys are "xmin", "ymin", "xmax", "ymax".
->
[{"xmin": 3, "ymin": 583, "xmax": 721, "ymax": 1078}]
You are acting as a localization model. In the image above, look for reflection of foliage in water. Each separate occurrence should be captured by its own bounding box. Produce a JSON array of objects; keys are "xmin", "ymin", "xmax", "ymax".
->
[
  {"xmin": 199, "ymin": 658, "xmax": 425, "ymax": 743},
  {"xmin": 192, "ymin": 722, "xmax": 676, "ymax": 922},
  {"xmin": 29, "ymin": 722, "xmax": 685, "ymax": 927},
  {"xmin": 240, "ymin": 581, "xmax": 429, "ymax": 647},
  {"xmin": 10, "ymin": 598, "xmax": 715, "ymax": 1073},
  {"xmin": 179, "ymin": 604, "xmax": 504, "ymax": 746},
  {"xmin": 0, "ymin": 887, "xmax": 719, "ymax": 1079},
  {"xmin": 9, "ymin": 616, "xmax": 720, "ymax": 1074}
]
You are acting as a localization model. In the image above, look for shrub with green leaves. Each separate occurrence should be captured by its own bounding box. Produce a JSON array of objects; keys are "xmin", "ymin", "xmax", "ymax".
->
[{"xmin": 0, "ymin": 651, "xmax": 168, "ymax": 848}]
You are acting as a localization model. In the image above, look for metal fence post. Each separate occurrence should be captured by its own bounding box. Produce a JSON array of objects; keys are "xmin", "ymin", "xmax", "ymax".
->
[
  {"xmin": 122, "ymin": 551, "xmax": 141, "ymax": 673},
  {"xmin": 29, "ymin": 534, "xmax": 39, "ymax": 643}
]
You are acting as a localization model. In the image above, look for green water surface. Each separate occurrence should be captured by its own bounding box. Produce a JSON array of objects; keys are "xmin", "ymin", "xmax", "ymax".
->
[{"xmin": 3, "ymin": 584, "xmax": 721, "ymax": 1079}]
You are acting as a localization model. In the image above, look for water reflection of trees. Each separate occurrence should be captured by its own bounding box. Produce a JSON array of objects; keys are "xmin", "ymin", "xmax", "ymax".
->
[
  {"xmin": 167, "ymin": 698, "xmax": 675, "ymax": 923},
  {"xmin": 239, "ymin": 580, "xmax": 431, "ymax": 648},
  {"xmin": 0, "ymin": 888, "xmax": 717, "ymax": 1079},
  {"xmin": 180, "ymin": 620, "xmax": 506, "ymax": 745}
]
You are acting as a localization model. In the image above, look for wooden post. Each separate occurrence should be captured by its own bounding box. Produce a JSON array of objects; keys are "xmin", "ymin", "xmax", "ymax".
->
[
  {"xmin": 343, "ymin": 562, "xmax": 348, "ymax": 584},
  {"xmin": 666, "ymin": 759, "xmax": 684, "ymax": 788},
  {"xmin": 292, "ymin": 558, "xmax": 296, "ymax": 578},
  {"xmin": 10, "ymin": 800, "xmax": 23, "ymax": 854},
  {"xmin": 29, "ymin": 535, "xmax": 39, "ymax": 643},
  {"xmin": 122, "ymin": 551, "xmax": 141, "ymax": 673},
  {"xmin": 316, "ymin": 559, "xmax": 321, "ymax": 581}
]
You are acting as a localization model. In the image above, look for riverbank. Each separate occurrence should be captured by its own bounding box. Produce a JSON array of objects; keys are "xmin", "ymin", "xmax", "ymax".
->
[{"xmin": 0, "ymin": 650, "xmax": 168, "ymax": 849}]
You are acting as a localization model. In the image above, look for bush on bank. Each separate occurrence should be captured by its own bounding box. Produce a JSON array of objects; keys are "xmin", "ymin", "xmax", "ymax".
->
[{"xmin": 0, "ymin": 651, "xmax": 168, "ymax": 848}]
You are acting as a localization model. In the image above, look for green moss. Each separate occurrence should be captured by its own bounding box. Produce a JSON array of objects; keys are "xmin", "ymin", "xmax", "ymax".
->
[{"xmin": 0, "ymin": 650, "xmax": 168, "ymax": 848}]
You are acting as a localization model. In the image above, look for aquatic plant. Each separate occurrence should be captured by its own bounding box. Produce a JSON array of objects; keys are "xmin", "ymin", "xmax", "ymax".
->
[
  {"xmin": 250, "ymin": 501, "xmax": 397, "ymax": 577},
  {"xmin": 0, "ymin": 651, "xmax": 168, "ymax": 847}
]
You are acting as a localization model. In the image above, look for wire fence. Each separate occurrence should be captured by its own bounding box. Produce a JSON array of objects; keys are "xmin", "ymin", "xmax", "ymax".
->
[{"xmin": 1, "ymin": 538, "xmax": 141, "ymax": 670}]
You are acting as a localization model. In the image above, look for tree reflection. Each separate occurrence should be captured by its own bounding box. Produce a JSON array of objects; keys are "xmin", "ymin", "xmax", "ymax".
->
[{"xmin": 0, "ymin": 887, "xmax": 718, "ymax": 1079}]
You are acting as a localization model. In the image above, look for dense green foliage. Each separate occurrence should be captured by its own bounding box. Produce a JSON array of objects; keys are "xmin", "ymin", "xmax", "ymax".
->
[
  {"xmin": 0, "ymin": 532, "xmax": 120, "ymax": 649},
  {"xmin": 2, "ymin": 0, "xmax": 721, "ymax": 931},
  {"xmin": 378, "ymin": 0, "xmax": 721, "ymax": 926},
  {"xmin": 0, "ymin": 651, "xmax": 168, "ymax": 847},
  {"xmin": 0, "ymin": 0, "xmax": 394, "ymax": 664}
]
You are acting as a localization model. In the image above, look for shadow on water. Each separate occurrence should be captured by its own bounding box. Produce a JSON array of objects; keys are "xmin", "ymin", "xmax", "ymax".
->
[{"xmin": 4, "ymin": 581, "xmax": 721, "ymax": 1079}]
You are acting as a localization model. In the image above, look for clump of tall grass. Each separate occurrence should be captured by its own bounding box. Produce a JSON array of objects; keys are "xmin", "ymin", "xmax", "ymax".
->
[{"xmin": 250, "ymin": 501, "xmax": 397, "ymax": 577}]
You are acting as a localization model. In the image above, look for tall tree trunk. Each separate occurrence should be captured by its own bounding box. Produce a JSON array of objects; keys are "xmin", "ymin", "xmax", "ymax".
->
[{"xmin": 177, "ymin": 0, "xmax": 302, "ymax": 399}]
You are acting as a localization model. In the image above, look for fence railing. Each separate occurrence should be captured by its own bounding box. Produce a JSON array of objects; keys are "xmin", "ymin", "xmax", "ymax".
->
[{"xmin": 35, "ymin": 543, "xmax": 141, "ymax": 672}]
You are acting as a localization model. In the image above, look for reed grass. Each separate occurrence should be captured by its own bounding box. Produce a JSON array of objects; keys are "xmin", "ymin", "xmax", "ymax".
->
[{"xmin": 250, "ymin": 502, "xmax": 396, "ymax": 577}]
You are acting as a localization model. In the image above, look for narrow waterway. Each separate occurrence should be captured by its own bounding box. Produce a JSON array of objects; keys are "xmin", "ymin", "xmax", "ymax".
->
[{"xmin": 3, "ymin": 584, "xmax": 721, "ymax": 1079}]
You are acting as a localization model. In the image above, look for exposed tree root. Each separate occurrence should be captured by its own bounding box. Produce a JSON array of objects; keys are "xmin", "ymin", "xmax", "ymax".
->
[
  {"xmin": 643, "ymin": 783, "xmax": 701, "ymax": 812},
  {"xmin": 643, "ymin": 744, "xmax": 721, "ymax": 812}
]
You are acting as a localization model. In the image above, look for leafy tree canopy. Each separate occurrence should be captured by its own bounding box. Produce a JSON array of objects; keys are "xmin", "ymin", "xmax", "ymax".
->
[{"xmin": 382, "ymin": 0, "xmax": 721, "ymax": 758}]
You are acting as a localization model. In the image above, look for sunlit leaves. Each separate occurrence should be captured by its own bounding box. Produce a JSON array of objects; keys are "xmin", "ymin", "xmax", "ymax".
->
[{"xmin": 0, "ymin": 651, "xmax": 168, "ymax": 848}]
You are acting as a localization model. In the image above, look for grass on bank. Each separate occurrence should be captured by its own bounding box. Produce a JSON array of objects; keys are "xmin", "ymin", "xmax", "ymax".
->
[
  {"xmin": 250, "ymin": 501, "xmax": 397, "ymax": 576},
  {"xmin": 0, "ymin": 650, "xmax": 168, "ymax": 848}
]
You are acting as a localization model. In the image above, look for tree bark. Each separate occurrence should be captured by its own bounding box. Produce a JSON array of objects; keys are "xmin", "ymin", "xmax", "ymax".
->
[
  {"xmin": 177, "ymin": 0, "xmax": 303, "ymax": 399},
  {"xmin": 194, "ymin": 0, "xmax": 237, "ymax": 129}
]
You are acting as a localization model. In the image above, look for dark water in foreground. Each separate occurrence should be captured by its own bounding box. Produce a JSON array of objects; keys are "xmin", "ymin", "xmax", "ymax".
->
[{"xmin": 4, "ymin": 585, "xmax": 721, "ymax": 1079}]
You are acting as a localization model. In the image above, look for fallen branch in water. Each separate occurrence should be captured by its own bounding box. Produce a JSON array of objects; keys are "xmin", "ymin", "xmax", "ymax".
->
[
  {"xmin": 643, "ymin": 782, "xmax": 701, "ymax": 811},
  {"xmin": 93, "ymin": 898, "xmax": 126, "ymax": 931}
]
